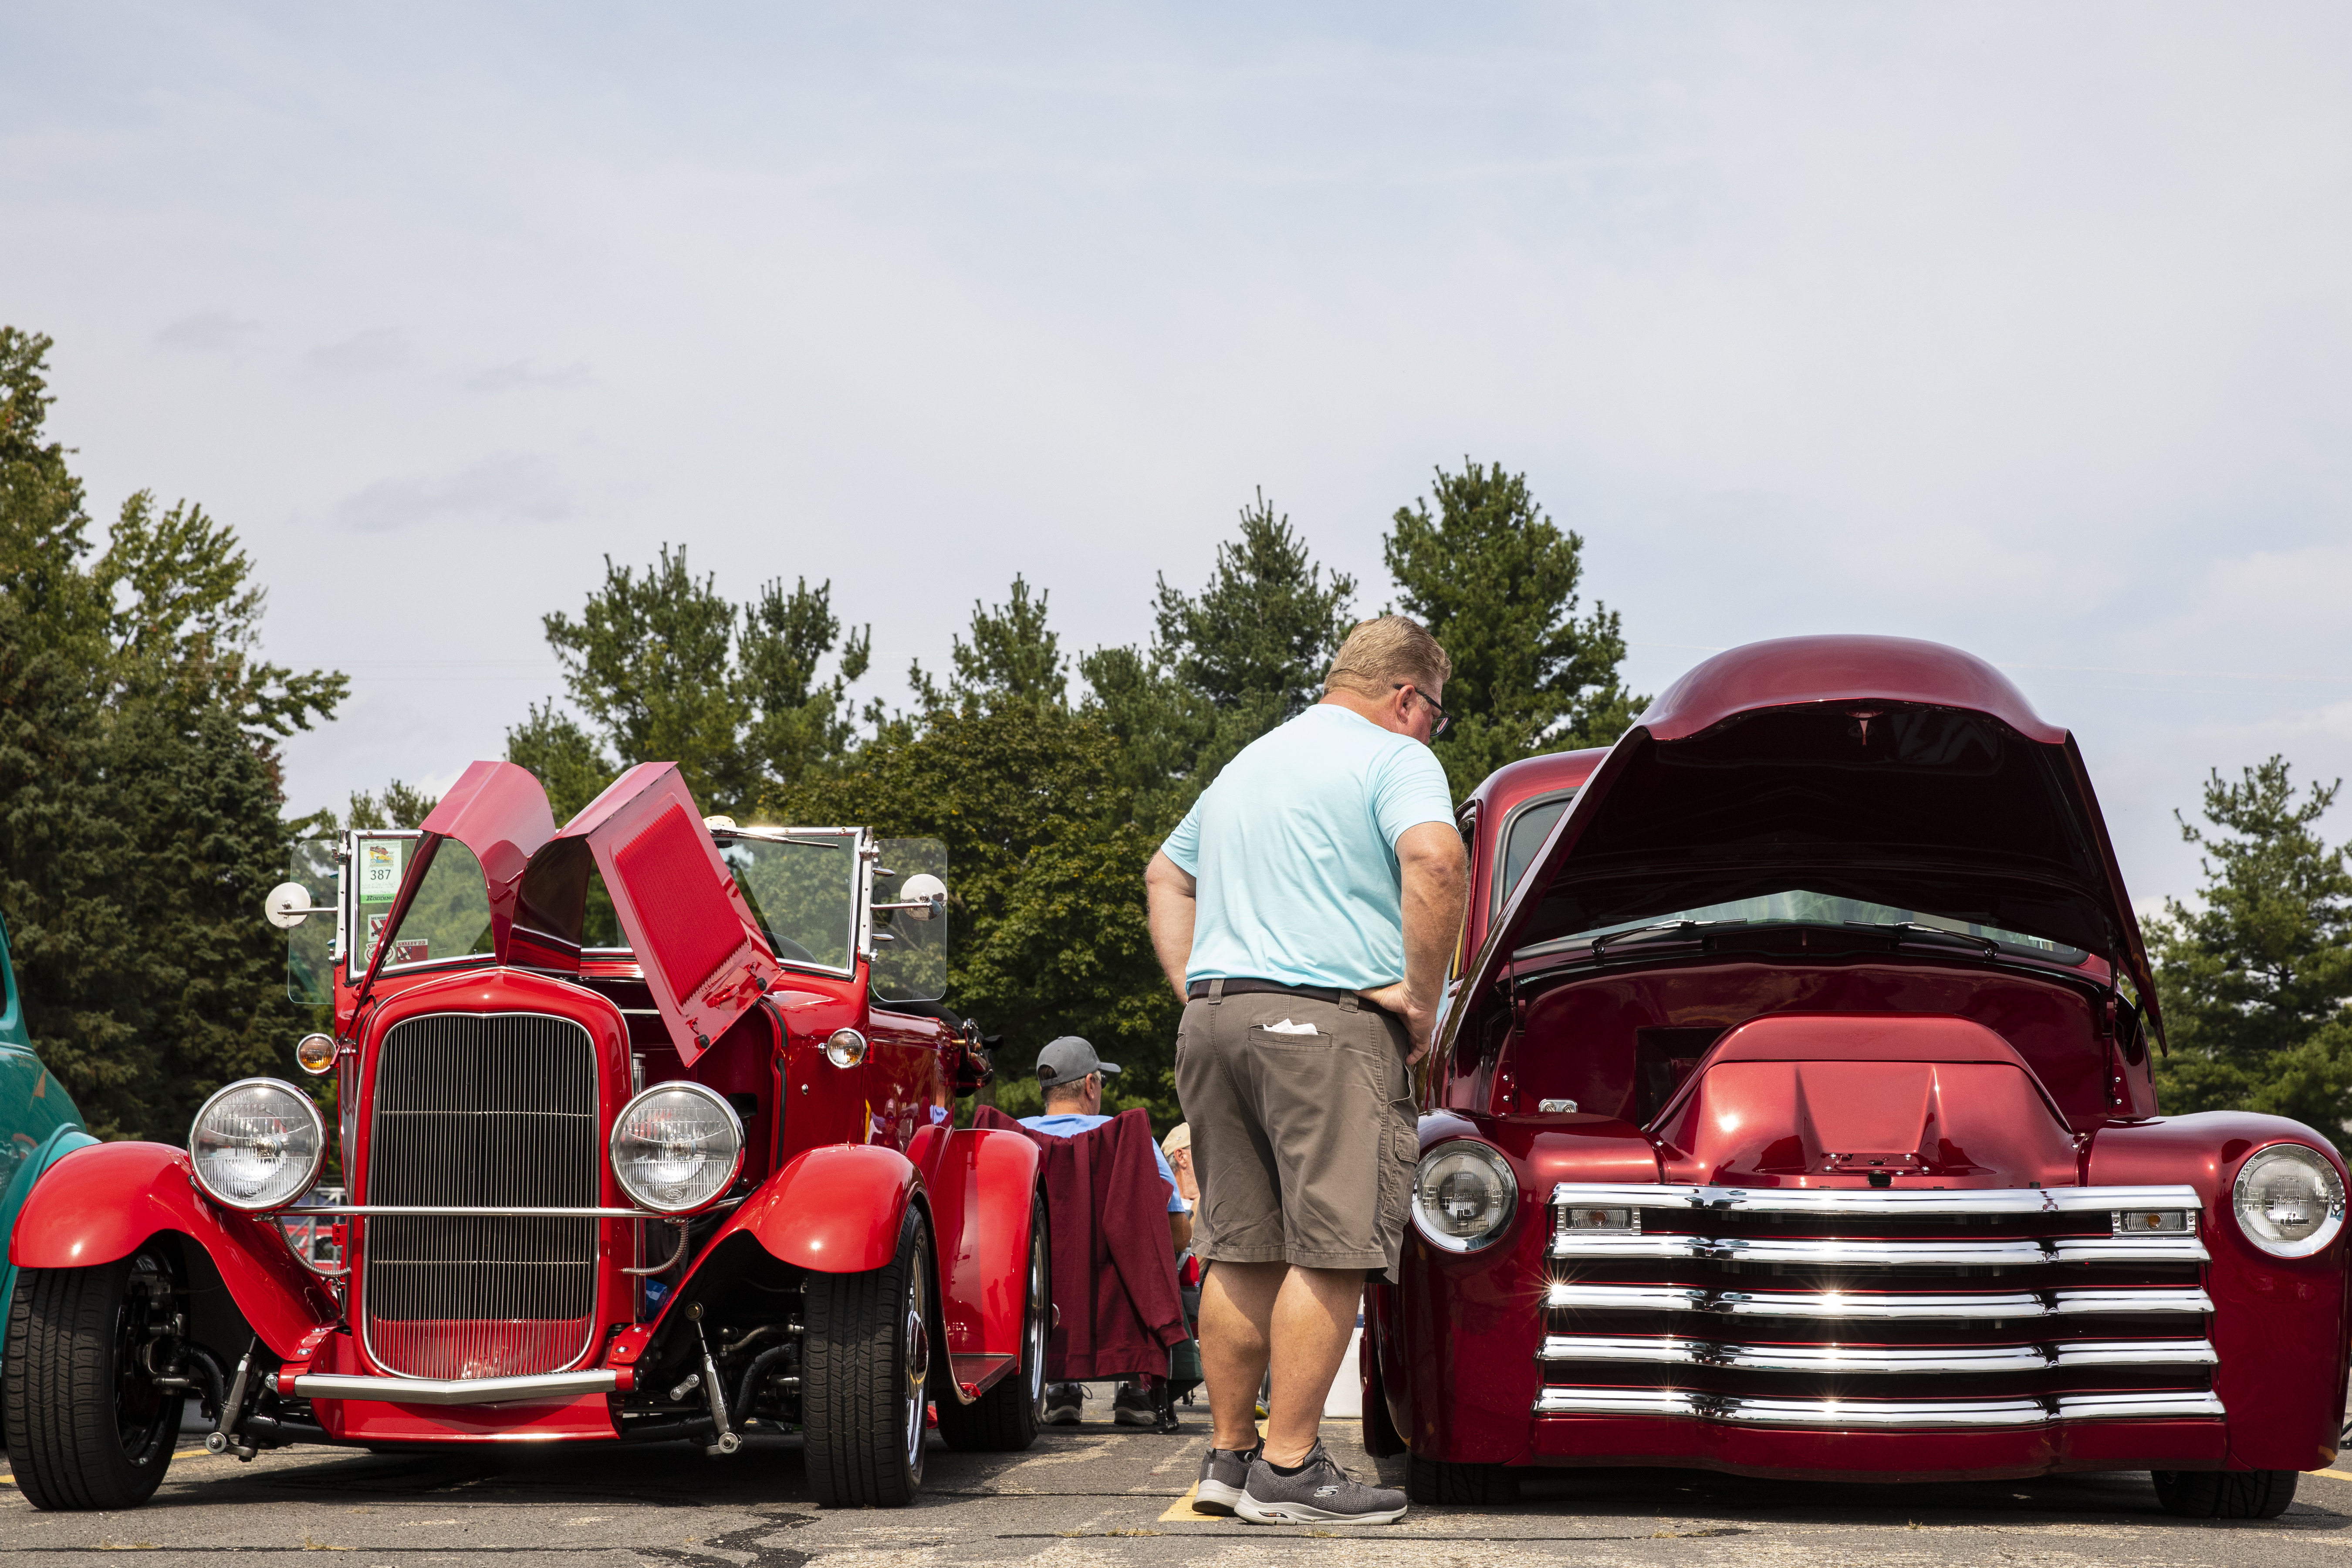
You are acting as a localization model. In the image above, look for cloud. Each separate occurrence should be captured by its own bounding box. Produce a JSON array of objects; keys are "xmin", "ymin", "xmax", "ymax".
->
[
  {"xmin": 336, "ymin": 454, "xmax": 572, "ymax": 533},
  {"xmin": 304, "ymin": 328, "xmax": 408, "ymax": 376},
  {"xmin": 464, "ymin": 359, "xmax": 591, "ymax": 392},
  {"xmin": 155, "ymin": 311, "xmax": 259, "ymax": 351}
]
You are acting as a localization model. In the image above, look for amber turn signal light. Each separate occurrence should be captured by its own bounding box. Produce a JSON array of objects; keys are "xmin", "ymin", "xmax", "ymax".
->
[{"xmin": 294, "ymin": 1033, "xmax": 338, "ymax": 1075}]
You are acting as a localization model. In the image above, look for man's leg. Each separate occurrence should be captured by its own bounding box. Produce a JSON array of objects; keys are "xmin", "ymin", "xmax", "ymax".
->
[
  {"xmin": 1197, "ymin": 1260, "xmax": 1284, "ymax": 1453},
  {"xmin": 1261, "ymin": 1265, "xmax": 1363, "ymax": 1467}
]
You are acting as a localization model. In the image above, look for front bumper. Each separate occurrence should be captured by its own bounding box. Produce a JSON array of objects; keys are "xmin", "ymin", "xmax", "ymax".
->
[{"xmin": 277, "ymin": 1370, "xmax": 620, "ymax": 1406}]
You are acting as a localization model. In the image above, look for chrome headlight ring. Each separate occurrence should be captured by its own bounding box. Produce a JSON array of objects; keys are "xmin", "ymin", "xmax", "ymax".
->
[
  {"xmin": 1410, "ymin": 1139, "xmax": 1519, "ymax": 1254},
  {"xmin": 609, "ymin": 1081, "xmax": 746, "ymax": 1216},
  {"xmin": 2233, "ymin": 1142, "xmax": 2346, "ymax": 1259},
  {"xmin": 188, "ymin": 1078, "xmax": 328, "ymax": 1213}
]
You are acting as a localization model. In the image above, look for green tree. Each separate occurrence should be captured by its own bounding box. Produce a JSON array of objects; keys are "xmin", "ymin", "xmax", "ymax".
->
[
  {"xmin": 532, "ymin": 550, "xmax": 868, "ymax": 819},
  {"xmin": 1384, "ymin": 460, "xmax": 1643, "ymax": 796},
  {"xmin": 787, "ymin": 581, "xmax": 1179, "ymax": 1122},
  {"xmin": 2148, "ymin": 757, "xmax": 2352, "ymax": 1129},
  {"xmin": 343, "ymin": 779, "xmax": 441, "ymax": 831},
  {"xmin": 0, "ymin": 327, "xmax": 344, "ymax": 1138},
  {"xmin": 1081, "ymin": 491, "xmax": 1356, "ymax": 829}
]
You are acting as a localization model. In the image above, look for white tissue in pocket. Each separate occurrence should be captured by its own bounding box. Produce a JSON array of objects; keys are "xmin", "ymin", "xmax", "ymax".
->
[{"xmin": 1260, "ymin": 1018, "xmax": 1319, "ymax": 1036}]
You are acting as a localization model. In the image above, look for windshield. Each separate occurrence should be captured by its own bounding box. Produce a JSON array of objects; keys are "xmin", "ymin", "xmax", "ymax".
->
[
  {"xmin": 718, "ymin": 830, "xmax": 859, "ymax": 973},
  {"xmin": 1534, "ymin": 889, "xmax": 2085, "ymax": 964},
  {"xmin": 379, "ymin": 838, "xmax": 496, "ymax": 973}
]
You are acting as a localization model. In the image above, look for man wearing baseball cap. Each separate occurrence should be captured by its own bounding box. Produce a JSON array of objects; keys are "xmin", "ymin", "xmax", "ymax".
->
[{"xmin": 1021, "ymin": 1035, "xmax": 1194, "ymax": 1425}]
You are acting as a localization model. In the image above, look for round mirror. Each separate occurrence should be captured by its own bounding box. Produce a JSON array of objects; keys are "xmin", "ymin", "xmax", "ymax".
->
[
  {"xmin": 896, "ymin": 873, "xmax": 946, "ymax": 922},
  {"xmin": 264, "ymin": 881, "xmax": 318, "ymax": 929}
]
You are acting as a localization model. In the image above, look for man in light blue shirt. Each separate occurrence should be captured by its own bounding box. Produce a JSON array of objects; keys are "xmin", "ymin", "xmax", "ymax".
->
[{"xmin": 1145, "ymin": 614, "xmax": 1467, "ymax": 1525}]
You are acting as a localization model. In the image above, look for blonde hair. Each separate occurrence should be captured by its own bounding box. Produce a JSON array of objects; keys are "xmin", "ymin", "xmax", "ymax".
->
[{"xmin": 1325, "ymin": 615, "xmax": 1452, "ymax": 700}]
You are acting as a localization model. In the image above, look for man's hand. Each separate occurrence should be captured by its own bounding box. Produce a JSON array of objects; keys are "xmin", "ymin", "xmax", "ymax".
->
[
  {"xmin": 1358, "ymin": 981, "xmax": 1439, "ymax": 1064},
  {"xmin": 1144, "ymin": 851, "xmax": 1198, "ymax": 1005}
]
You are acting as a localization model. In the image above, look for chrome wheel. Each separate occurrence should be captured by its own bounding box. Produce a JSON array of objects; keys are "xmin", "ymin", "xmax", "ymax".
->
[{"xmin": 901, "ymin": 1251, "xmax": 929, "ymax": 1475}]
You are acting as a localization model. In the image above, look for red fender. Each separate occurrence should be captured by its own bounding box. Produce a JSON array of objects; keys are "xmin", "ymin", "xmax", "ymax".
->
[
  {"xmin": 9, "ymin": 1141, "xmax": 338, "ymax": 1358},
  {"xmin": 914, "ymin": 1126, "xmax": 1041, "ymax": 1365},
  {"xmin": 721, "ymin": 1143, "xmax": 923, "ymax": 1274}
]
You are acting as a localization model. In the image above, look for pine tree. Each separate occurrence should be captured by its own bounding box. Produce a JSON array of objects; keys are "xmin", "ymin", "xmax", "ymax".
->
[
  {"xmin": 2148, "ymin": 757, "xmax": 2352, "ymax": 1129},
  {"xmin": 1384, "ymin": 460, "xmax": 1642, "ymax": 796}
]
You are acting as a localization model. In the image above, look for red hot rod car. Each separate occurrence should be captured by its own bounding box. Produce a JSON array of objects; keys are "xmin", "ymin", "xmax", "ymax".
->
[
  {"xmin": 1369, "ymin": 636, "xmax": 2349, "ymax": 1520},
  {"xmin": 4, "ymin": 760, "xmax": 1049, "ymax": 1511}
]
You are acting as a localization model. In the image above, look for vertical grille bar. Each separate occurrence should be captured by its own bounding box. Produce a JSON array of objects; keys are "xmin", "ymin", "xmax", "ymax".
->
[{"xmin": 362, "ymin": 1012, "xmax": 601, "ymax": 1380}]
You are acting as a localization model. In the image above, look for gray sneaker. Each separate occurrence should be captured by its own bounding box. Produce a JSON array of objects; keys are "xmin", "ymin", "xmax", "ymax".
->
[
  {"xmin": 1236, "ymin": 1441, "xmax": 1408, "ymax": 1526},
  {"xmin": 1193, "ymin": 1441, "xmax": 1261, "ymax": 1516},
  {"xmin": 1042, "ymin": 1383, "xmax": 1085, "ymax": 1425}
]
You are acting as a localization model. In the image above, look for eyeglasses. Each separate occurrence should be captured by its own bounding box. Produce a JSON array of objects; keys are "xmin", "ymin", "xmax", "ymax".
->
[{"xmin": 1395, "ymin": 683, "xmax": 1451, "ymax": 738}]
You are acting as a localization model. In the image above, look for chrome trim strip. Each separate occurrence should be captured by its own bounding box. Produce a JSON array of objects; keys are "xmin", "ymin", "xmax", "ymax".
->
[
  {"xmin": 1531, "ymin": 1389, "xmax": 2225, "ymax": 1426},
  {"xmin": 1537, "ymin": 1335, "xmax": 2217, "ymax": 1373},
  {"xmin": 283, "ymin": 1371, "xmax": 618, "ymax": 1406},
  {"xmin": 1549, "ymin": 1183, "xmax": 2203, "ymax": 1218},
  {"xmin": 1550, "ymin": 1234, "xmax": 2207, "ymax": 1264},
  {"xmin": 1537, "ymin": 1337, "xmax": 2054, "ymax": 1373},
  {"xmin": 314, "ymin": 1206, "xmax": 655, "ymax": 1219},
  {"xmin": 1545, "ymin": 1284, "xmax": 2214, "ymax": 1317}
]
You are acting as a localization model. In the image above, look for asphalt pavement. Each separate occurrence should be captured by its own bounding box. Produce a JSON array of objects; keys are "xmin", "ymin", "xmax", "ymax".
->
[{"xmin": 4, "ymin": 1401, "xmax": 2348, "ymax": 1566}]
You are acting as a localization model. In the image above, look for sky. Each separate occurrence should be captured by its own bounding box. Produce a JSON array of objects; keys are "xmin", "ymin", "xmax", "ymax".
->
[{"xmin": 4, "ymin": 3, "xmax": 2348, "ymax": 913}]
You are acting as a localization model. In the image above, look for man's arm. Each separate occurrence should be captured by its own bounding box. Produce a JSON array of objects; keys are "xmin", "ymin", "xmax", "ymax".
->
[
  {"xmin": 1169, "ymin": 1210, "xmax": 1194, "ymax": 1252},
  {"xmin": 1144, "ymin": 850, "xmax": 1197, "ymax": 1005},
  {"xmin": 1361, "ymin": 821, "xmax": 1468, "ymax": 1065}
]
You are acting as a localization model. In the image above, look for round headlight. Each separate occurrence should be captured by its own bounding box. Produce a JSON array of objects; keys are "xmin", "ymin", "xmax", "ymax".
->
[
  {"xmin": 2233, "ymin": 1143, "xmax": 2345, "ymax": 1258},
  {"xmin": 1410, "ymin": 1139, "xmax": 1517, "ymax": 1253},
  {"xmin": 294, "ymin": 1033, "xmax": 338, "ymax": 1075},
  {"xmin": 189, "ymin": 1079, "xmax": 327, "ymax": 1213},
  {"xmin": 611, "ymin": 1082, "xmax": 745, "ymax": 1215},
  {"xmin": 825, "ymin": 1028, "xmax": 868, "ymax": 1068}
]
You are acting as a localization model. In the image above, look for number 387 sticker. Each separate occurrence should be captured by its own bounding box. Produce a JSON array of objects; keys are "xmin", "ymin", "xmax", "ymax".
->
[{"xmin": 358, "ymin": 838, "xmax": 403, "ymax": 901}]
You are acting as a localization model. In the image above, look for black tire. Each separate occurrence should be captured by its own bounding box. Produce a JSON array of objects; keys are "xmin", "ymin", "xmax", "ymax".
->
[
  {"xmin": 2153, "ymin": 1468, "xmax": 2298, "ymax": 1519},
  {"xmin": 802, "ymin": 1206, "xmax": 932, "ymax": 1507},
  {"xmin": 936, "ymin": 1186, "xmax": 1048, "ymax": 1453},
  {"xmin": 3, "ymin": 1250, "xmax": 186, "ymax": 1512},
  {"xmin": 1406, "ymin": 1452, "xmax": 1515, "ymax": 1505}
]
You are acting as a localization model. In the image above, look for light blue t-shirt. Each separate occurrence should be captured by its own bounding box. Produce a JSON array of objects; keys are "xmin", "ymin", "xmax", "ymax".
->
[
  {"xmin": 1160, "ymin": 703, "xmax": 1456, "ymax": 992},
  {"xmin": 1018, "ymin": 1113, "xmax": 1191, "ymax": 1213}
]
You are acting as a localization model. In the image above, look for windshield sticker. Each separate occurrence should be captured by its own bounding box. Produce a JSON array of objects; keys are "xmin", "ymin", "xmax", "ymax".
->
[{"xmin": 358, "ymin": 838, "xmax": 403, "ymax": 902}]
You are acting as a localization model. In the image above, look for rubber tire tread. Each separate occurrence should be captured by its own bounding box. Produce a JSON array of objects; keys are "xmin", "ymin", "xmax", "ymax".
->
[
  {"xmin": 3, "ymin": 1262, "xmax": 182, "ymax": 1512},
  {"xmin": 2152, "ymin": 1468, "xmax": 2297, "ymax": 1518},
  {"xmin": 801, "ymin": 1208, "xmax": 927, "ymax": 1507},
  {"xmin": 935, "ymin": 1189, "xmax": 1046, "ymax": 1454},
  {"xmin": 1406, "ymin": 1453, "xmax": 1513, "ymax": 1505}
]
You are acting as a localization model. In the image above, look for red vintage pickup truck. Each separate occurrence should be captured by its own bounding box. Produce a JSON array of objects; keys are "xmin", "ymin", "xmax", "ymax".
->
[{"xmin": 1368, "ymin": 635, "xmax": 2346, "ymax": 1521}]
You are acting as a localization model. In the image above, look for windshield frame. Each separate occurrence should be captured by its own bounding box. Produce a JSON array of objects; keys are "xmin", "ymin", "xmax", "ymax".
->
[
  {"xmin": 703, "ymin": 824, "xmax": 868, "ymax": 980},
  {"xmin": 347, "ymin": 828, "xmax": 502, "ymax": 983},
  {"xmin": 1492, "ymin": 788, "xmax": 1577, "ymax": 924}
]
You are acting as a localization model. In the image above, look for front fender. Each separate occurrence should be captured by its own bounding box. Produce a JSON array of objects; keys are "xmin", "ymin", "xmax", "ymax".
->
[
  {"xmin": 721, "ymin": 1143, "xmax": 921, "ymax": 1274},
  {"xmin": 9, "ymin": 1140, "xmax": 338, "ymax": 1357}
]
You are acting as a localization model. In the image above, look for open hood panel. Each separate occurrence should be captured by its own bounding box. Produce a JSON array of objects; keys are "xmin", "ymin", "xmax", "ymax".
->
[
  {"xmin": 1481, "ymin": 637, "xmax": 2159, "ymax": 1030},
  {"xmin": 528, "ymin": 763, "xmax": 783, "ymax": 1067},
  {"xmin": 415, "ymin": 761, "xmax": 557, "ymax": 965}
]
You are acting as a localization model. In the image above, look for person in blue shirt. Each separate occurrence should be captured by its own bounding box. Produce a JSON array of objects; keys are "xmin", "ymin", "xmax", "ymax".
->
[{"xmin": 1020, "ymin": 1034, "xmax": 1193, "ymax": 1427}]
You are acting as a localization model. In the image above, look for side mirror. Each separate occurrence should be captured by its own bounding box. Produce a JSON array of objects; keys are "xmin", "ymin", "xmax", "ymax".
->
[
  {"xmin": 875, "ymin": 872, "xmax": 947, "ymax": 922},
  {"xmin": 265, "ymin": 881, "xmax": 323, "ymax": 929}
]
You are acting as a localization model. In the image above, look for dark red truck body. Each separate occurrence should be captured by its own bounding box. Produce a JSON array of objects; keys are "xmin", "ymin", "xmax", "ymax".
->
[{"xmin": 1369, "ymin": 636, "xmax": 2349, "ymax": 1490}]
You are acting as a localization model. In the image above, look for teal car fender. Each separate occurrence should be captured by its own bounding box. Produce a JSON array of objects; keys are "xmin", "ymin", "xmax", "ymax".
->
[{"xmin": 0, "ymin": 906, "xmax": 91, "ymax": 1349}]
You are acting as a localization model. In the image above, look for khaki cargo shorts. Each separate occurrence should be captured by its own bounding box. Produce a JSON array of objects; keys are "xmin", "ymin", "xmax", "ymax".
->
[{"xmin": 1173, "ymin": 982, "xmax": 1419, "ymax": 1282}]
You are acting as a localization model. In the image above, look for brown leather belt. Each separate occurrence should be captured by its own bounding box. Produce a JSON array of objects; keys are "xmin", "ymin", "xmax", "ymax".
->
[{"xmin": 1186, "ymin": 977, "xmax": 1359, "ymax": 1008}]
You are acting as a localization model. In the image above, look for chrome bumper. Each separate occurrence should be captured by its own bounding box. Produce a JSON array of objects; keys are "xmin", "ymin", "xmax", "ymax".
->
[
  {"xmin": 276, "ymin": 1370, "xmax": 619, "ymax": 1406},
  {"xmin": 1531, "ymin": 1389, "xmax": 2228, "ymax": 1426}
]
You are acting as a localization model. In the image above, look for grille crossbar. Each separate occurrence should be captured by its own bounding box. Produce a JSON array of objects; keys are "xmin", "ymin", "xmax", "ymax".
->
[{"xmin": 362, "ymin": 1013, "xmax": 602, "ymax": 1382}]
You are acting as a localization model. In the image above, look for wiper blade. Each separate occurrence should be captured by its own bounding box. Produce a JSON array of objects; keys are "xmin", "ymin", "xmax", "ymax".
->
[
  {"xmin": 1845, "ymin": 920, "xmax": 2001, "ymax": 957},
  {"xmin": 1590, "ymin": 919, "xmax": 1747, "ymax": 955}
]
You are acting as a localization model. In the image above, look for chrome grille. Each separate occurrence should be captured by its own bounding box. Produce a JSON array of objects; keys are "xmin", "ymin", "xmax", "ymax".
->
[
  {"xmin": 1537, "ymin": 1183, "xmax": 2220, "ymax": 1428},
  {"xmin": 362, "ymin": 1012, "xmax": 600, "ymax": 1380}
]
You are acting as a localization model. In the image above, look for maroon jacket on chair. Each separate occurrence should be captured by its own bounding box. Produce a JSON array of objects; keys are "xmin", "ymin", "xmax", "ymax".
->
[{"xmin": 976, "ymin": 1105, "xmax": 1190, "ymax": 1382}]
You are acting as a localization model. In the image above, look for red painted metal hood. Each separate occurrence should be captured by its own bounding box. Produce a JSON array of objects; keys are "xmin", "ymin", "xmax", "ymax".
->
[
  {"xmin": 1474, "ymin": 635, "xmax": 2160, "ymax": 1031},
  {"xmin": 414, "ymin": 760, "xmax": 557, "ymax": 964}
]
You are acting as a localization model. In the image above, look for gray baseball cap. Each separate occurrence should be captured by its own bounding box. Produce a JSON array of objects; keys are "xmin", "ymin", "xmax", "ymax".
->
[{"xmin": 1036, "ymin": 1035, "xmax": 1120, "ymax": 1087}]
